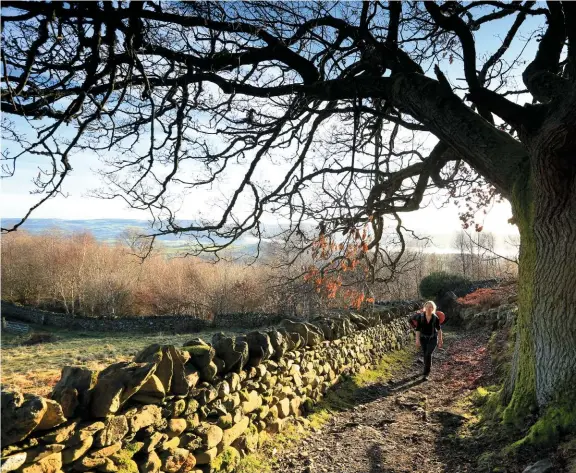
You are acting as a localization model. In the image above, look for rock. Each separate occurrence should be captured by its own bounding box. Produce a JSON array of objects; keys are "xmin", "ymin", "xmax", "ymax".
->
[
  {"xmin": 96, "ymin": 457, "xmax": 118, "ymax": 473},
  {"xmin": 19, "ymin": 445, "xmax": 64, "ymax": 465},
  {"xmin": 281, "ymin": 320, "xmax": 309, "ymax": 345},
  {"xmin": 161, "ymin": 437, "xmax": 180, "ymax": 451},
  {"xmin": 194, "ymin": 448, "xmax": 217, "ymax": 465},
  {"xmin": 67, "ymin": 421, "xmax": 106, "ymax": 446},
  {"xmin": 109, "ymin": 447, "xmax": 141, "ymax": 473},
  {"xmin": 108, "ymin": 457, "xmax": 137, "ymax": 473},
  {"xmin": 304, "ymin": 323, "xmax": 324, "ymax": 346},
  {"xmin": 133, "ymin": 343, "xmax": 180, "ymax": 397},
  {"xmin": 184, "ymin": 367, "xmax": 200, "ymax": 390},
  {"xmin": 51, "ymin": 367, "xmax": 98, "ymax": 418},
  {"xmin": 277, "ymin": 398, "xmax": 290, "ymax": 418},
  {"xmin": 216, "ymin": 413, "xmax": 233, "ymax": 429},
  {"xmin": 268, "ymin": 405, "xmax": 279, "ymax": 420},
  {"xmin": 179, "ymin": 433, "xmax": 202, "ymax": 452},
  {"xmin": 182, "ymin": 338, "xmax": 207, "ymax": 348},
  {"xmin": 225, "ymin": 373, "xmax": 241, "ymax": 392},
  {"xmin": 240, "ymin": 391, "xmax": 262, "ymax": 414},
  {"xmin": 89, "ymin": 443, "xmax": 122, "ymax": 459},
  {"xmin": 266, "ymin": 419, "xmax": 286, "ymax": 434},
  {"xmin": 133, "ymin": 344, "xmax": 163, "ymax": 364},
  {"xmin": 169, "ymin": 399, "xmax": 186, "ymax": 417},
  {"xmin": 127, "ymin": 405, "xmax": 162, "ymax": 434},
  {"xmin": 90, "ymin": 362, "xmax": 157, "ymax": 417},
  {"xmin": 195, "ymin": 424, "xmax": 223, "ymax": 450},
  {"xmin": 256, "ymin": 405, "xmax": 270, "ymax": 420},
  {"xmin": 290, "ymin": 398, "xmax": 301, "ymax": 417},
  {"xmin": 38, "ymin": 421, "xmax": 78, "ymax": 444},
  {"xmin": 140, "ymin": 451, "xmax": 161, "ymax": 473},
  {"xmin": 185, "ymin": 413, "xmax": 200, "ymax": 431},
  {"xmin": 232, "ymin": 424, "xmax": 259, "ymax": 453},
  {"xmin": 1, "ymin": 452, "xmax": 27, "ymax": 472},
  {"xmin": 131, "ymin": 375, "xmax": 165, "ymax": 404},
  {"xmin": 167, "ymin": 346, "xmax": 190, "ymax": 396},
  {"xmin": 184, "ymin": 399, "xmax": 199, "ymax": 416},
  {"xmin": 155, "ymin": 348, "xmax": 173, "ymax": 394},
  {"xmin": 522, "ymin": 459, "xmax": 554, "ymax": 473},
  {"xmin": 160, "ymin": 448, "xmax": 190, "ymax": 473},
  {"xmin": 266, "ymin": 330, "xmax": 287, "ymax": 360},
  {"xmin": 349, "ymin": 313, "xmax": 370, "ymax": 329},
  {"xmin": 221, "ymin": 417, "xmax": 249, "ymax": 447},
  {"xmin": 140, "ymin": 432, "xmax": 166, "ymax": 453},
  {"xmin": 20, "ymin": 453, "xmax": 62, "ymax": 473},
  {"xmin": 212, "ymin": 357, "xmax": 225, "ymax": 375},
  {"xmin": 211, "ymin": 334, "xmax": 248, "ymax": 374},
  {"xmin": 182, "ymin": 343, "xmax": 215, "ymax": 370},
  {"xmin": 216, "ymin": 381, "xmax": 231, "ymax": 400},
  {"xmin": 94, "ymin": 416, "xmax": 129, "ymax": 447},
  {"xmin": 167, "ymin": 419, "xmax": 187, "ymax": 438},
  {"xmin": 211, "ymin": 446, "xmax": 240, "ymax": 473},
  {"xmin": 72, "ymin": 455, "xmax": 107, "ymax": 472},
  {"xmin": 177, "ymin": 452, "xmax": 196, "ymax": 473},
  {"xmin": 34, "ymin": 400, "xmax": 66, "ymax": 432},
  {"xmin": 62, "ymin": 436, "xmax": 94, "ymax": 464},
  {"xmin": 1, "ymin": 391, "xmax": 47, "ymax": 446},
  {"xmin": 245, "ymin": 332, "xmax": 274, "ymax": 366},
  {"xmin": 198, "ymin": 363, "xmax": 217, "ymax": 383}
]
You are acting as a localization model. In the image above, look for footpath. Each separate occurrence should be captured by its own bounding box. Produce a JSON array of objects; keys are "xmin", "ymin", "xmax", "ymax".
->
[{"xmin": 271, "ymin": 329, "xmax": 501, "ymax": 473}]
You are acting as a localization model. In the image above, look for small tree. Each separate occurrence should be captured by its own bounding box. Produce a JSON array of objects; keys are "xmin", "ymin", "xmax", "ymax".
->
[{"xmin": 419, "ymin": 271, "xmax": 471, "ymax": 299}]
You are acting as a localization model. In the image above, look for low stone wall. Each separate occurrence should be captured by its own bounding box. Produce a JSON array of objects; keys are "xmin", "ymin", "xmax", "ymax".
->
[
  {"xmin": 210, "ymin": 313, "xmax": 294, "ymax": 330},
  {"xmin": 0, "ymin": 303, "xmax": 210, "ymax": 333},
  {"xmin": 459, "ymin": 303, "xmax": 517, "ymax": 330},
  {"xmin": 1, "ymin": 302, "xmax": 418, "ymax": 473},
  {"xmin": 1, "ymin": 300, "xmax": 422, "ymax": 333}
]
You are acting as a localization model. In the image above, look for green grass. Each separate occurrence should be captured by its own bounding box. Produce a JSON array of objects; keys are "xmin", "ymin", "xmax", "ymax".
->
[{"xmin": 1, "ymin": 323, "xmax": 240, "ymax": 395}]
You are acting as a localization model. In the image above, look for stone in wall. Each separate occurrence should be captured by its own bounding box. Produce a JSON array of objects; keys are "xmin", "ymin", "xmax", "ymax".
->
[{"xmin": 51, "ymin": 367, "xmax": 98, "ymax": 418}]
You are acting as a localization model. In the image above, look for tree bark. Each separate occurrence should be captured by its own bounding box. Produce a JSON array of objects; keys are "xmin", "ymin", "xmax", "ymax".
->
[{"xmin": 506, "ymin": 101, "xmax": 576, "ymax": 419}]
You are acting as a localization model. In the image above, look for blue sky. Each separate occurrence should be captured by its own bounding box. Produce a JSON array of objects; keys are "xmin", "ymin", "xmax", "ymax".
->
[{"xmin": 1, "ymin": 3, "xmax": 544, "ymax": 238}]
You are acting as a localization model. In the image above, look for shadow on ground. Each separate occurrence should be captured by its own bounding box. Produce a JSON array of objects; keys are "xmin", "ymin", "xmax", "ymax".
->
[{"xmin": 335, "ymin": 373, "xmax": 426, "ymax": 407}]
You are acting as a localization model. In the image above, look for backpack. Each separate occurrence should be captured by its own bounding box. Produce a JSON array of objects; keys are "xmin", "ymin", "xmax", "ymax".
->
[{"xmin": 409, "ymin": 310, "xmax": 445, "ymax": 328}]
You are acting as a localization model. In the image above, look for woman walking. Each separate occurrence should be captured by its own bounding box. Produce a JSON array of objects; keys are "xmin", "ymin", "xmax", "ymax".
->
[{"xmin": 415, "ymin": 301, "xmax": 443, "ymax": 380}]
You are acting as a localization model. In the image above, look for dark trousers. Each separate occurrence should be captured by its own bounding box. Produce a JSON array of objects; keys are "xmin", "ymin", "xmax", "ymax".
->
[{"xmin": 420, "ymin": 335, "xmax": 437, "ymax": 375}]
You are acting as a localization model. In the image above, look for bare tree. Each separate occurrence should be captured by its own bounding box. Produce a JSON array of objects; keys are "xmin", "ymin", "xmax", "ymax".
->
[
  {"xmin": 454, "ymin": 231, "xmax": 471, "ymax": 278},
  {"xmin": 2, "ymin": 1, "xmax": 575, "ymax": 417}
]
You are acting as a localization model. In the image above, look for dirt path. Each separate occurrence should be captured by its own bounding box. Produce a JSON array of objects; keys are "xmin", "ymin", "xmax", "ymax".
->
[{"xmin": 272, "ymin": 329, "xmax": 494, "ymax": 473}]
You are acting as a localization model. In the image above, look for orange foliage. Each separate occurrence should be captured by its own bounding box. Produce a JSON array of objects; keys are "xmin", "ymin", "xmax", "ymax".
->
[
  {"xmin": 457, "ymin": 285, "xmax": 516, "ymax": 310},
  {"xmin": 303, "ymin": 227, "xmax": 375, "ymax": 309}
]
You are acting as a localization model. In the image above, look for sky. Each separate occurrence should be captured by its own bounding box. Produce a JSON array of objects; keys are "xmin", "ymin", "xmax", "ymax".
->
[{"xmin": 1, "ymin": 3, "xmax": 542, "ymax": 240}]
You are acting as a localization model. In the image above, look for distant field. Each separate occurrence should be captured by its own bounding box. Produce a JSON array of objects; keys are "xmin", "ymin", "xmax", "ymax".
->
[{"xmin": 1, "ymin": 324, "xmax": 241, "ymax": 396}]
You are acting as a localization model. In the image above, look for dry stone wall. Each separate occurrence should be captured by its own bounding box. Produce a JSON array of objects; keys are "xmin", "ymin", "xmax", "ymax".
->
[
  {"xmin": 1, "ymin": 303, "xmax": 419, "ymax": 473},
  {"xmin": 0, "ymin": 303, "xmax": 210, "ymax": 333}
]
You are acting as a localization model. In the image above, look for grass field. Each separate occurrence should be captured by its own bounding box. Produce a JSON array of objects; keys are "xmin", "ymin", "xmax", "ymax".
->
[{"xmin": 1, "ymin": 324, "xmax": 241, "ymax": 396}]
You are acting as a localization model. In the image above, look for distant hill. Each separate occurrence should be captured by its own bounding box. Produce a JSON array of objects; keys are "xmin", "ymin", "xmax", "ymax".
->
[
  {"xmin": 1, "ymin": 218, "xmax": 518, "ymax": 257},
  {"xmin": 0, "ymin": 218, "xmax": 259, "ymax": 256}
]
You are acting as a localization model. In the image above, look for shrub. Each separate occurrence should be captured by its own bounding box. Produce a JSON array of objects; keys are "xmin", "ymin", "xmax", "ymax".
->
[
  {"xmin": 457, "ymin": 285, "xmax": 516, "ymax": 310},
  {"xmin": 419, "ymin": 271, "xmax": 471, "ymax": 299}
]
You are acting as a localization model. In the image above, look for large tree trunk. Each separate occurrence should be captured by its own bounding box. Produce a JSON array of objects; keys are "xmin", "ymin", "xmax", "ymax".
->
[{"xmin": 506, "ymin": 111, "xmax": 576, "ymax": 420}]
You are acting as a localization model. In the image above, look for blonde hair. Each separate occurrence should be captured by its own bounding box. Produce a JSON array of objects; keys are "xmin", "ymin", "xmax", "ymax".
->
[{"xmin": 423, "ymin": 300, "xmax": 437, "ymax": 312}]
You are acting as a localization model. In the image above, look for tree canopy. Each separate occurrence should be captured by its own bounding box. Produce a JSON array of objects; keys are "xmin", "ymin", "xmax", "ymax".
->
[{"xmin": 1, "ymin": 2, "xmax": 573, "ymax": 267}]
